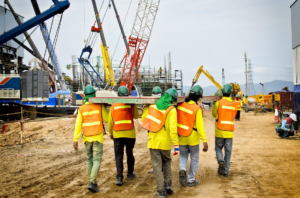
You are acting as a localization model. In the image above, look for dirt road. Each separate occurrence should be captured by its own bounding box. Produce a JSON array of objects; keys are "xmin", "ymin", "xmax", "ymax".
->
[{"xmin": 0, "ymin": 109, "xmax": 299, "ymax": 197}]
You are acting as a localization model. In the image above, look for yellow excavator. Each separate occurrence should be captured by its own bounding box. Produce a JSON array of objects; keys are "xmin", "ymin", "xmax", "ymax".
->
[{"xmin": 191, "ymin": 66, "xmax": 222, "ymax": 90}]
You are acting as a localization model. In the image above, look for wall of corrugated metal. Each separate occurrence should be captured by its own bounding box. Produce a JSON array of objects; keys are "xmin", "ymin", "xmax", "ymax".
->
[
  {"xmin": 291, "ymin": 0, "xmax": 300, "ymax": 49},
  {"xmin": 0, "ymin": 5, "xmax": 24, "ymax": 57}
]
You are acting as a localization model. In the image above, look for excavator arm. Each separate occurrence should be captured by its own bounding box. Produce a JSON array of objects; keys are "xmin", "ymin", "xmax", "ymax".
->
[{"xmin": 191, "ymin": 66, "xmax": 222, "ymax": 90}]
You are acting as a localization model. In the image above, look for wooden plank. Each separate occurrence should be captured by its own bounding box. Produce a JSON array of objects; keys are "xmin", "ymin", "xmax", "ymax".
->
[{"xmin": 89, "ymin": 95, "xmax": 221, "ymax": 104}]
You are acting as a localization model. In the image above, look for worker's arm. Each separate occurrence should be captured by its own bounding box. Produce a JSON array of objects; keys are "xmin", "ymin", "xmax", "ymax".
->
[
  {"xmin": 141, "ymin": 105, "xmax": 149, "ymax": 122},
  {"xmin": 168, "ymin": 108, "xmax": 179, "ymax": 146},
  {"xmin": 102, "ymin": 105, "xmax": 109, "ymax": 123},
  {"xmin": 133, "ymin": 104, "xmax": 139, "ymax": 119},
  {"xmin": 212, "ymin": 101, "xmax": 219, "ymax": 118},
  {"xmin": 108, "ymin": 108, "xmax": 113, "ymax": 135},
  {"xmin": 280, "ymin": 120, "xmax": 291, "ymax": 132},
  {"xmin": 73, "ymin": 110, "xmax": 83, "ymax": 142},
  {"xmin": 240, "ymin": 100, "xmax": 243, "ymax": 107},
  {"xmin": 196, "ymin": 110, "xmax": 207, "ymax": 143}
]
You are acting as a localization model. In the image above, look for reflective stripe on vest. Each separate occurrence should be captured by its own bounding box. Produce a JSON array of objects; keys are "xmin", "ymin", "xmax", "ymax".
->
[
  {"xmin": 177, "ymin": 102, "xmax": 200, "ymax": 137},
  {"xmin": 111, "ymin": 103, "xmax": 134, "ymax": 131},
  {"xmin": 142, "ymin": 105, "xmax": 174, "ymax": 132},
  {"xmin": 79, "ymin": 104, "xmax": 103, "ymax": 136},
  {"xmin": 217, "ymin": 99, "xmax": 237, "ymax": 131}
]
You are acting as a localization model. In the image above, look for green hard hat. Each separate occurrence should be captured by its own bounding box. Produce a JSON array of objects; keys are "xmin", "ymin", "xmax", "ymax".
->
[
  {"xmin": 190, "ymin": 85, "xmax": 203, "ymax": 98},
  {"xmin": 166, "ymin": 88, "xmax": 178, "ymax": 100},
  {"xmin": 245, "ymin": 95, "xmax": 248, "ymax": 98},
  {"xmin": 221, "ymin": 84, "xmax": 233, "ymax": 95},
  {"xmin": 84, "ymin": 85, "xmax": 96, "ymax": 95},
  {"xmin": 118, "ymin": 86, "xmax": 129, "ymax": 96},
  {"xmin": 259, "ymin": 96, "xmax": 262, "ymax": 98},
  {"xmin": 235, "ymin": 94, "xmax": 239, "ymax": 97},
  {"xmin": 152, "ymin": 86, "xmax": 162, "ymax": 94}
]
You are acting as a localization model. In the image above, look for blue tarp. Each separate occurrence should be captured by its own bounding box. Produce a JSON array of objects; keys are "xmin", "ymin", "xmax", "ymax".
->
[
  {"xmin": 49, "ymin": 90, "xmax": 70, "ymax": 97},
  {"xmin": 131, "ymin": 90, "xmax": 137, "ymax": 96}
]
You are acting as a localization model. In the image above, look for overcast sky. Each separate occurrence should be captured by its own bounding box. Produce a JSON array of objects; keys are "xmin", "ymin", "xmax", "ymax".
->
[{"xmin": 1, "ymin": 0, "xmax": 296, "ymax": 87}]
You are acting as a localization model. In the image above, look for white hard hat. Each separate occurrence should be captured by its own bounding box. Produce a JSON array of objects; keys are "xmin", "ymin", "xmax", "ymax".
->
[{"xmin": 289, "ymin": 113, "xmax": 297, "ymax": 121}]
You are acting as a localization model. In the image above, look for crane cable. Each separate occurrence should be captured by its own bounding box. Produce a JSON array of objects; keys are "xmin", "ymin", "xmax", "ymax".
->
[{"xmin": 111, "ymin": 0, "xmax": 133, "ymax": 61}]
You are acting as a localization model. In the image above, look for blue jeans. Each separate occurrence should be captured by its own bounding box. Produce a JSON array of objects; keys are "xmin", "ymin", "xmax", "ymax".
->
[
  {"xmin": 245, "ymin": 104, "xmax": 248, "ymax": 112},
  {"xmin": 215, "ymin": 137, "xmax": 232, "ymax": 175},
  {"xmin": 261, "ymin": 105, "xmax": 264, "ymax": 111},
  {"xmin": 179, "ymin": 145, "xmax": 199, "ymax": 183}
]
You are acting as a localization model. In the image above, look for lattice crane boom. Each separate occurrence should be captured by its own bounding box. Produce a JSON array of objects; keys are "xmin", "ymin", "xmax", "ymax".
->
[{"xmin": 120, "ymin": 0, "xmax": 160, "ymax": 94}]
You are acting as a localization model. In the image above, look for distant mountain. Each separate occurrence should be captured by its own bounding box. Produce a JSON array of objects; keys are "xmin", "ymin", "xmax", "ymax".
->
[{"xmin": 183, "ymin": 80, "xmax": 294, "ymax": 96}]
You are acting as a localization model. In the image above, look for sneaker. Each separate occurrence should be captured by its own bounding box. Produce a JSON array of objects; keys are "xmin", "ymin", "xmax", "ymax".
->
[
  {"xmin": 179, "ymin": 170, "xmax": 188, "ymax": 187},
  {"xmin": 156, "ymin": 191, "xmax": 166, "ymax": 198},
  {"xmin": 164, "ymin": 183, "xmax": 174, "ymax": 195},
  {"xmin": 126, "ymin": 172, "xmax": 136, "ymax": 180},
  {"xmin": 218, "ymin": 161, "xmax": 225, "ymax": 176},
  {"xmin": 115, "ymin": 177, "xmax": 123, "ymax": 186},
  {"xmin": 223, "ymin": 173, "xmax": 230, "ymax": 177},
  {"xmin": 187, "ymin": 180, "xmax": 199, "ymax": 187},
  {"xmin": 87, "ymin": 181, "xmax": 99, "ymax": 193}
]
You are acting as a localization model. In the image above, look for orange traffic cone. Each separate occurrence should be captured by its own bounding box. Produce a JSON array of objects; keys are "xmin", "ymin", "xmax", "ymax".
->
[{"xmin": 274, "ymin": 105, "xmax": 279, "ymax": 122}]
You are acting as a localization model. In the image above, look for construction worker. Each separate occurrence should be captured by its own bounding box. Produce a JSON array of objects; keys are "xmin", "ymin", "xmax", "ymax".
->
[
  {"xmin": 276, "ymin": 113, "xmax": 298, "ymax": 138},
  {"xmin": 73, "ymin": 85, "xmax": 109, "ymax": 193},
  {"xmin": 177, "ymin": 85, "xmax": 208, "ymax": 187},
  {"xmin": 142, "ymin": 88, "xmax": 179, "ymax": 198},
  {"xmin": 259, "ymin": 96, "xmax": 265, "ymax": 112},
  {"xmin": 108, "ymin": 86, "xmax": 139, "ymax": 186},
  {"xmin": 212, "ymin": 84, "xmax": 237, "ymax": 177},
  {"xmin": 234, "ymin": 94, "xmax": 242, "ymax": 121},
  {"xmin": 144, "ymin": 86, "xmax": 162, "ymax": 174},
  {"xmin": 243, "ymin": 95, "xmax": 248, "ymax": 113}
]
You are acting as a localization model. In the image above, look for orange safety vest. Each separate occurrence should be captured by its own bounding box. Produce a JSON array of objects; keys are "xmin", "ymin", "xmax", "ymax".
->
[
  {"xmin": 79, "ymin": 103, "xmax": 103, "ymax": 136},
  {"xmin": 261, "ymin": 99, "xmax": 265, "ymax": 106},
  {"xmin": 177, "ymin": 102, "xmax": 200, "ymax": 137},
  {"xmin": 142, "ymin": 105, "xmax": 174, "ymax": 132},
  {"xmin": 111, "ymin": 103, "xmax": 134, "ymax": 131},
  {"xmin": 217, "ymin": 99, "xmax": 237, "ymax": 131},
  {"xmin": 234, "ymin": 99, "xmax": 241, "ymax": 109}
]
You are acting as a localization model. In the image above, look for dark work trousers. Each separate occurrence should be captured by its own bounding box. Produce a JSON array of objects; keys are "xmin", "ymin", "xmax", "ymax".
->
[
  {"xmin": 235, "ymin": 110, "xmax": 241, "ymax": 121},
  {"xmin": 113, "ymin": 138, "xmax": 136, "ymax": 179},
  {"xmin": 150, "ymin": 149, "xmax": 172, "ymax": 192}
]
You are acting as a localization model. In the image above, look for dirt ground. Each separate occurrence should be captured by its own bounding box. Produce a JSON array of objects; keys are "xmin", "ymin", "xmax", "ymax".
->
[{"xmin": 0, "ymin": 109, "xmax": 300, "ymax": 198}]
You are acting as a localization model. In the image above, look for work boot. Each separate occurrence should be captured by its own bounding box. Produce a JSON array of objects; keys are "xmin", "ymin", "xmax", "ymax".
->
[
  {"xmin": 115, "ymin": 177, "xmax": 123, "ymax": 186},
  {"xmin": 223, "ymin": 173, "xmax": 230, "ymax": 177},
  {"xmin": 87, "ymin": 181, "xmax": 100, "ymax": 193},
  {"xmin": 218, "ymin": 161, "xmax": 225, "ymax": 176},
  {"xmin": 187, "ymin": 180, "xmax": 199, "ymax": 187},
  {"xmin": 126, "ymin": 172, "xmax": 136, "ymax": 180},
  {"xmin": 164, "ymin": 183, "xmax": 174, "ymax": 195},
  {"xmin": 156, "ymin": 190, "xmax": 166, "ymax": 198},
  {"xmin": 179, "ymin": 170, "xmax": 188, "ymax": 187}
]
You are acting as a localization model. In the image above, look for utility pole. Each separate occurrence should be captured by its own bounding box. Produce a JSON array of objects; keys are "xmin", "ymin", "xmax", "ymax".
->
[
  {"xmin": 259, "ymin": 82, "xmax": 264, "ymax": 95},
  {"xmin": 222, "ymin": 68, "xmax": 225, "ymax": 86},
  {"xmin": 245, "ymin": 52, "xmax": 248, "ymax": 95},
  {"xmin": 164, "ymin": 55, "xmax": 167, "ymax": 91}
]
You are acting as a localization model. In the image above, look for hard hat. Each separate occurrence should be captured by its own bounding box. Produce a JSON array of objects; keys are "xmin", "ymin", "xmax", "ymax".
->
[
  {"xmin": 118, "ymin": 86, "xmax": 129, "ymax": 96},
  {"xmin": 289, "ymin": 113, "xmax": 297, "ymax": 121},
  {"xmin": 190, "ymin": 85, "xmax": 203, "ymax": 98},
  {"xmin": 259, "ymin": 96, "xmax": 262, "ymax": 98},
  {"xmin": 152, "ymin": 86, "xmax": 162, "ymax": 94},
  {"xmin": 235, "ymin": 94, "xmax": 239, "ymax": 97},
  {"xmin": 245, "ymin": 95, "xmax": 248, "ymax": 98},
  {"xmin": 84, "ymin": 85, "xmax": 96, "ymax": 95},
  {"xmin": 166, "ymin": 88, "xmax": 178, "ymax": 100},
  {"xmin": 221, "ymin": 84, "xmax": 233, "ymax": 95}
]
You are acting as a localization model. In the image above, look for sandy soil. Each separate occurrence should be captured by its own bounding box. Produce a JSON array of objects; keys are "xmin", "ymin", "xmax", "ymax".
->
[{"xmin": 0, "ymin": 109, "xmax": 300, "ymax": 198}]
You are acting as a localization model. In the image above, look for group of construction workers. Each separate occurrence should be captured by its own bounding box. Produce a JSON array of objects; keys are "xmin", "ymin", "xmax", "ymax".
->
[{"xmin": 73, "ymin": 83, "xmax": 238, "ymax": 198}]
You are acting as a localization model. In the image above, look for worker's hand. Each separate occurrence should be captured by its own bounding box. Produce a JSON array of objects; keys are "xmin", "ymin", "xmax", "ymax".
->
[
  {"xmin": 110, "ymin": 134, "xmax": 114, "ymax": 140},
  {"xmin": 173, "ymin": 145, "xmax": 179, "ymax": 155},
  {"xmin": 73, "ymin": 142, "xmax": 78, "ymax": 150},
  {"xmin": 202, "ymin": 142, "xmax": 208, "ymax": 152}
]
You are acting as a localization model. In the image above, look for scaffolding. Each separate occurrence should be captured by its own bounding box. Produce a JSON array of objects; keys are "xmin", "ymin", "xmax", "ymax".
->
[{"xmin": 66, "ymin": 55, "xmax": 184, "ymax": 96}]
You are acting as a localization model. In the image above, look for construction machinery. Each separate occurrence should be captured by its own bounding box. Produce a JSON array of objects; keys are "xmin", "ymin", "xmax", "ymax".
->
[
  {"xmin": 230, "ymin": 82, "xmax": 244, "ymax": 98},
  {"xmin": 0, "ymin": 0, "xmax": 70, "ymax": 120},
  {"xmin": 191, "ymin": 66, "xmax": 222, "ymax": 90}
]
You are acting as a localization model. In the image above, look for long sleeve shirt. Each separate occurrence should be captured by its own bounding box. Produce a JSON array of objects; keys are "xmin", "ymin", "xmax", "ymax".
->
[
  {"xmin": 73, "ymin": 102, "xmax": 109, "ymax": 143},
  {"xmin": 212, "ymin": 97, "xmax": 234, "ymax": 138},
  {"xmin": 179, "ymin": 101, "xmax": 207, "ymax": 146},
  {"xmin": 108, "ymin": 104, "xmax": 139, "ymax": 139},
  {"xmin": 280, "ymin": 120, "xmax": 294, "ymax": 132},
  {"xmin": 142, "ymin": 105, "xmax": 179, "ymax": 150}
]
